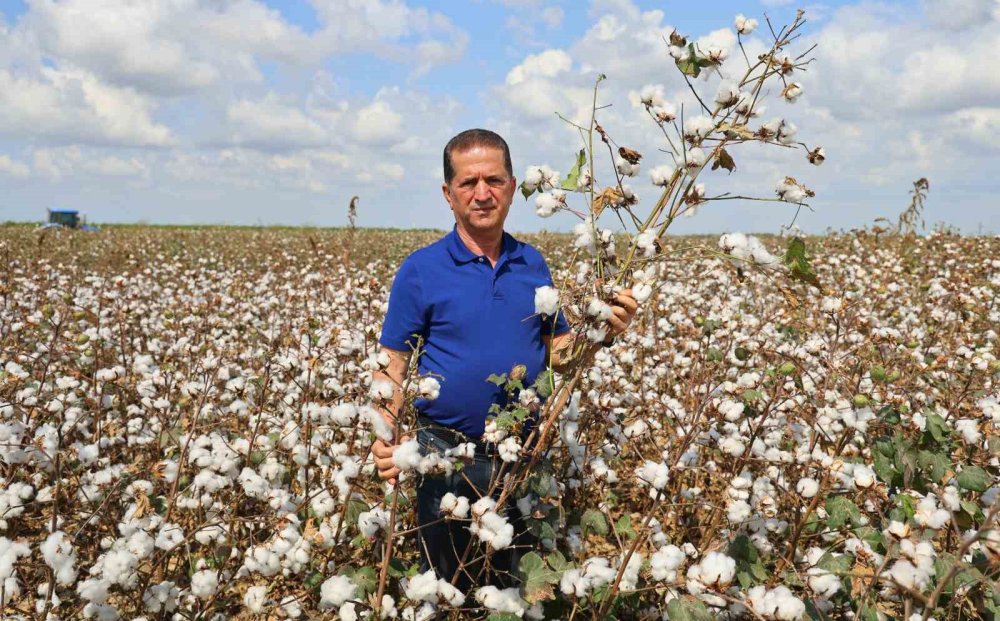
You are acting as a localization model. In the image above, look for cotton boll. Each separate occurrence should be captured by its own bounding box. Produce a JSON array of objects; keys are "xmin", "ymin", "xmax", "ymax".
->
[
  {"xmin": 142, "ymin": 581, "xmax": 180, "ymax": 613},
  {"xmin": 639, "ymin": 84, "xmax": 667, "ymax": 108},
  {"xmin": 534, "ymin": 286, "xmax": 560, "ymax": 316},
  {"xmin": 418, "ymin": 377, "xmax": 440, "ymax": 400},
  {"xmin": 697, "ymin": 551, "xmax": 736, "ymax": 587},
  {"xmin": 735, "ymin": 13, "xmax": 758, "ymax": 34},
  {"xmin": 404, "ymin": 570, "xmax": 440, "ymax": 603},
  {"xmin": 782, "ymin": 82, "xmax": 804, "ymax": 103},
  {"xmin": 475, "ymin": 586, "xmax": 526, "ymax": 616},
  {"xmin": 650, "ymin": 545, "xmax": 686, "ymax": 581},
  {"xmin": 796, "ymin": 477, "xmax": 819, "ymax": 498},
  {"xmin": 914, "ymin": 494, "xmax": 951, "ymax": 530},
  {"xmin": 190, "ymin": 569, "xmax": 219, "ymax": 599},
  {"xmin": 684, "ymin": 116, "xmax": 715, "ymax": 141},
  {"xmin": 470, "ymin": 511, "xmax": 514, "ymax": 550},
  {"xmin": 370, "ymin": 379, "xmax": 395, "ymax": 401},
  {"xmin": 330, "ymin": 404, "xmax": 358, "ymax": 426},
  {"xmin": 635, "ymin": 460, "xmax": 670, "ymax": 490},
  {"xmin": 439, "ymin": 493, "xmax": 470, "ymax": 519},
  {"xmin": 155, "ymin": 522, "xmax": 185, "ymax": 551},
  {"xmin": 715, "ymin": 80, "xmax": 740, "ymax": 107},
  {"xmin": 497, "ymin": 436, "xmax": 521, "ymax": 463},
  {"xmin": 615, "ymin": 158, "xmax": 640, "ymax": 177},
  {"xmin": 0, "ymin": 537, "xmax": 31, "ymax": 606},
  {"xmin": 319, "ymin": 575, "xmax": 357, "ymax": 609},
  {"xmin": 853, "ymin": 466, "xmax": 876, "ymax": 489},
  {"xmin": 40, "ymin": 531, "xmax": 78, "ymax": 586},
  {"xmin": 244, "ymin": 585, "xmax": 268, "ymax": 613},
  {"xmin": 806, "ymin": 567, "xmax": 841, "ymax": 597},
  {"xmin": 586, "ymin": 298, "xmax": 613, "ymax": 322},
  {"xmin": 955, "ymin": 419, "xmax": 981, "ymax": 445},
  {"xmin": 535, "ymin": 191, "xmax": 566, "ymax": 218},
  {"xmin": 392, "ymin": 439, "xmax": 422, "ymax": 471}
]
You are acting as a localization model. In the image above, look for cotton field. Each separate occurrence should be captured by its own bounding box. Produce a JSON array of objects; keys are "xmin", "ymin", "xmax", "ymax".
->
[{"xmin": 1, "ymin": 225, "xmax": 998, "ymax": 620}]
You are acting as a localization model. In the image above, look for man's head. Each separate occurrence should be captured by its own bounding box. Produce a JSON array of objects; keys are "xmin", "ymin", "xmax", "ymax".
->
[{"xmin": 441, "ymin": 129, "xmax": 517, "ymax": 239}]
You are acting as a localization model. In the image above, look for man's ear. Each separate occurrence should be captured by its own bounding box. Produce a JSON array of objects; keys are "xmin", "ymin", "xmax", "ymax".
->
[{"xmin": 441, "ymin": 181, "xmax": 453, "ymax": 210}]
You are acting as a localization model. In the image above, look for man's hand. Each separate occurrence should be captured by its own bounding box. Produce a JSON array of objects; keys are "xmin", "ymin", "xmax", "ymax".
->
[
  {"xmin": 372, "ymin": 435, "xmax": 410, "ymax": 485},
  {"xmin": 607, "ymin": 288, "xmax": 638, "ymax": 338}
]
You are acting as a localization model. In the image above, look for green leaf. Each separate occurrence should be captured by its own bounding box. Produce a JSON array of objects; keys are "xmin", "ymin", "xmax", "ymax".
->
[
  {"xmin": 872, "ymin": 450, "xmax": 898, "ymax": 488},
  {"xmin": 387, "ymin": 558, "xmax": 408, "ymax": 578},
  {"xmin": 547, "ymin": 551, "xmax": 571, "ymax": 572},
  {"xmin": 826, "ymin": 496, "xmax": 862, "ymax": 530},
  {"xmin": 351, "ymin": 566, "xmax": 377, "ymax": 597},
  {"xmin": 916, "ymin": 450, "xmax": 951, "ymax": 483},
  {"xmin": 675, "ymin": 44, "xmax": 713, "ymax": 78},
  {"xmin": 957, "ymin": 466, "xmax": 990, "ymax": 492},
  {"xmin": 783, "ymin": 237, "xmax": 822, "ymax": 290},
  {"xmin": 496, "ymin": 411, "xmax": 516, "ymax": 430},
  {"xmin": 614, "ymin": 515, "xmax": 637, "ymax": 541},
  {"xmin": 960, "ymin": 499, "xmax": 984, "ymax": 522},
  {"xmin": 816, "ymin": 552, "xmax": 853, "ymax": 575},
  {"xmin": 518, "ymin": 552, "xmax": 560, "ymax": 604},
  {"xmin": 487, "ymin": 614, "xmax": 522, "ymax": 621},
  {"xmin": 561, "ymin": 149, "xmax": 587, "ymax": 190},
  {"xmin": 925, "ymin": 413, "xmax": 951, "ymax": 444},
  {"xmin": 519, "ymin": 182, "xmax": 537, "ymax": 200},
  {"xmin": 857, "ymin": 604, "xmax": 880, "ymax": 621},
  {"xmin": 581, "ymin": 509, "xmax": 609, "ymax": 537},
  {"xmin": 533, "ymin": 368, "xmax": 554, "ymax": 399},
  {"xmin": 346, "ymin": 499, "xmax": 368, "ymax": 528},
  {"xmin": 487, "ymin": 373, "xmax": 507, "ymax": 386},
  {"xmin": 305, "ymin": 571, "xmax": 324, "ymax": 590},
  {"xmin": 665, "ymin": 596, "xmax": 714, "ymax": 621}
]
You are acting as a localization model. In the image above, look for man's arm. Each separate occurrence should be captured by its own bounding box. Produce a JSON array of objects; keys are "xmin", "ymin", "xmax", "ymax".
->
[
  {"xmin": 543, "ymin": 289, "xmax": 638, "ymax": 374},
  {"xmin": 371, "ymin": 345, "xmax": 411, "ymax": 482}
]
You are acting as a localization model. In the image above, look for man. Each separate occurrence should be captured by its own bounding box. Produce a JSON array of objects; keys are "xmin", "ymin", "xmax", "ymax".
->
[{"xmin": 371, "ymin": 129, "xmax": 637, "ymax": 589}]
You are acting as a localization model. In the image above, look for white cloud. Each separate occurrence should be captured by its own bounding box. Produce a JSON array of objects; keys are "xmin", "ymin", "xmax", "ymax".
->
[
  {"xmin": 227, "ymin": 94, "xmax": 330, "ymax": 150},
  {"xmin": 0, "ymin": 67, "xmax": 173, "ymax": 146},
  {"xmin": 923, "ymin": 0, "xmax": 996, "ymax": 30},
  {"xmin": 310, "ymin": 0, "xmax": 467, "ymax": 73},
  {"xmin": 14, "ymin": 0, "xmax": 465, "ymax": 99},
  {"xmin": 945, "ymin": 107, "xmax": 1000, "ymax": 149},
  {"xmin": 0, "ymin": 154, "xmax": 31, "ymax": 178},
  {"xmin": 541, "ymin": 6, "xmax": 565, "ymax": 28},
  {"xmin": 353, "ymin": 100, "xmax": 404, "ymax": 146},
  {"xmin": 506, "ymin": 49, "xmax": 572, "ymax": 85},
  {"xmin": 30, "ymin": 146, "xmax": 150, "ymax": 180}
]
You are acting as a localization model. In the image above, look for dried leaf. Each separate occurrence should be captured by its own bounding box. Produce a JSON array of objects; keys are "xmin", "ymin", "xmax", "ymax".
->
[
  {"xmin": 718, "ymin": 122, "xmax": 755, "ymax": 140},
  {"xmin": 618, "ymin": 146, "xmax": 642, "ymax": 164},
  {"xmin": 851, "ymin": 562, "xmax": 875, "ymax": 599},
  {"xmin": 711, "ymin": 148, "xmax": 736, "ymax": 173},
  {"xmin": 669, "ymin": 29, "xmax": 687, "ymax": 47}
]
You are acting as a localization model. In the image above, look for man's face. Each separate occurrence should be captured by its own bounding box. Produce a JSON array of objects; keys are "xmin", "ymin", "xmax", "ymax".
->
[{"xmin": 442, "ymin": 145, "xmax": 516, "ymax": 238}]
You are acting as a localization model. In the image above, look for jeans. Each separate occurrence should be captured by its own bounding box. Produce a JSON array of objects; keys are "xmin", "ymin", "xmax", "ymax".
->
[{"xmin": 415, "ymin": 426, "xmax": 533, "ymax": 592}]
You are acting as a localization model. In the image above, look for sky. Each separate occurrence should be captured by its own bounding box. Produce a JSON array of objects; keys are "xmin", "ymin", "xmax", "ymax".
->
[{"xmin": 0, "ymin": 0, "xmax": 997, "ymax": 234}]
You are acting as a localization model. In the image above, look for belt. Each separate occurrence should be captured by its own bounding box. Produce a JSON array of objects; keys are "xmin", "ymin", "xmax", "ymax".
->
[{"xmin": 417, "ymin": 415, "xmax": 497, "ymax": 456}]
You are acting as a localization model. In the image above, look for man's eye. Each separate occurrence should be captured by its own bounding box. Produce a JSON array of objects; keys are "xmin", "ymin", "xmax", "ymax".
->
[{"xmin": 488, "ymin": 178, "xmax": 507, "ymax": 187}]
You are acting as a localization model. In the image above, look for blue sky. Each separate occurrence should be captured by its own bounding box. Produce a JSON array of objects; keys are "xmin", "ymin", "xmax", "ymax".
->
[{"xmin": 0, "ymin": 0, "xmax": 996, "ymax": 234}]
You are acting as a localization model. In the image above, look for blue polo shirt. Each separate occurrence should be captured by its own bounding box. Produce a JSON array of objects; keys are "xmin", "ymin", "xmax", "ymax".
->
[{"xmin": 379, "ymin": 227, "xmax": 570, "ymax": 438}]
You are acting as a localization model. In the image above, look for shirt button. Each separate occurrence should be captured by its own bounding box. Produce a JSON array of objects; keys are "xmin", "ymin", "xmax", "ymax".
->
[{"xmin": 478, "ymin": 257, "xmax": 485, "ymax": 263}]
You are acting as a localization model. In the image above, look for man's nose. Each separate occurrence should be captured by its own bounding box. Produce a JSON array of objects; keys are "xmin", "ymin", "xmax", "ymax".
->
[{"xmin": 473, "ymin": 178, "xmax": 492, "ymax": 201}]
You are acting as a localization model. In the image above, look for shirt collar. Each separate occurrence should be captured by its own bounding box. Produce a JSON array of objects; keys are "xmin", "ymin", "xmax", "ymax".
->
[{"xmin": 445, "ymin": 226, "xmax": 523, "ymax": 265}]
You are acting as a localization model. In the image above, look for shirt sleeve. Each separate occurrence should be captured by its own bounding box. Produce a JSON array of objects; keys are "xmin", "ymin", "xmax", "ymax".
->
[
  {"xmin": 379, "ymin": 257, "xmax": 428, "ymax": 352},
  {"xmin": 539, "ymin": 260, "xmax": 571, "ymax": 337}
]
